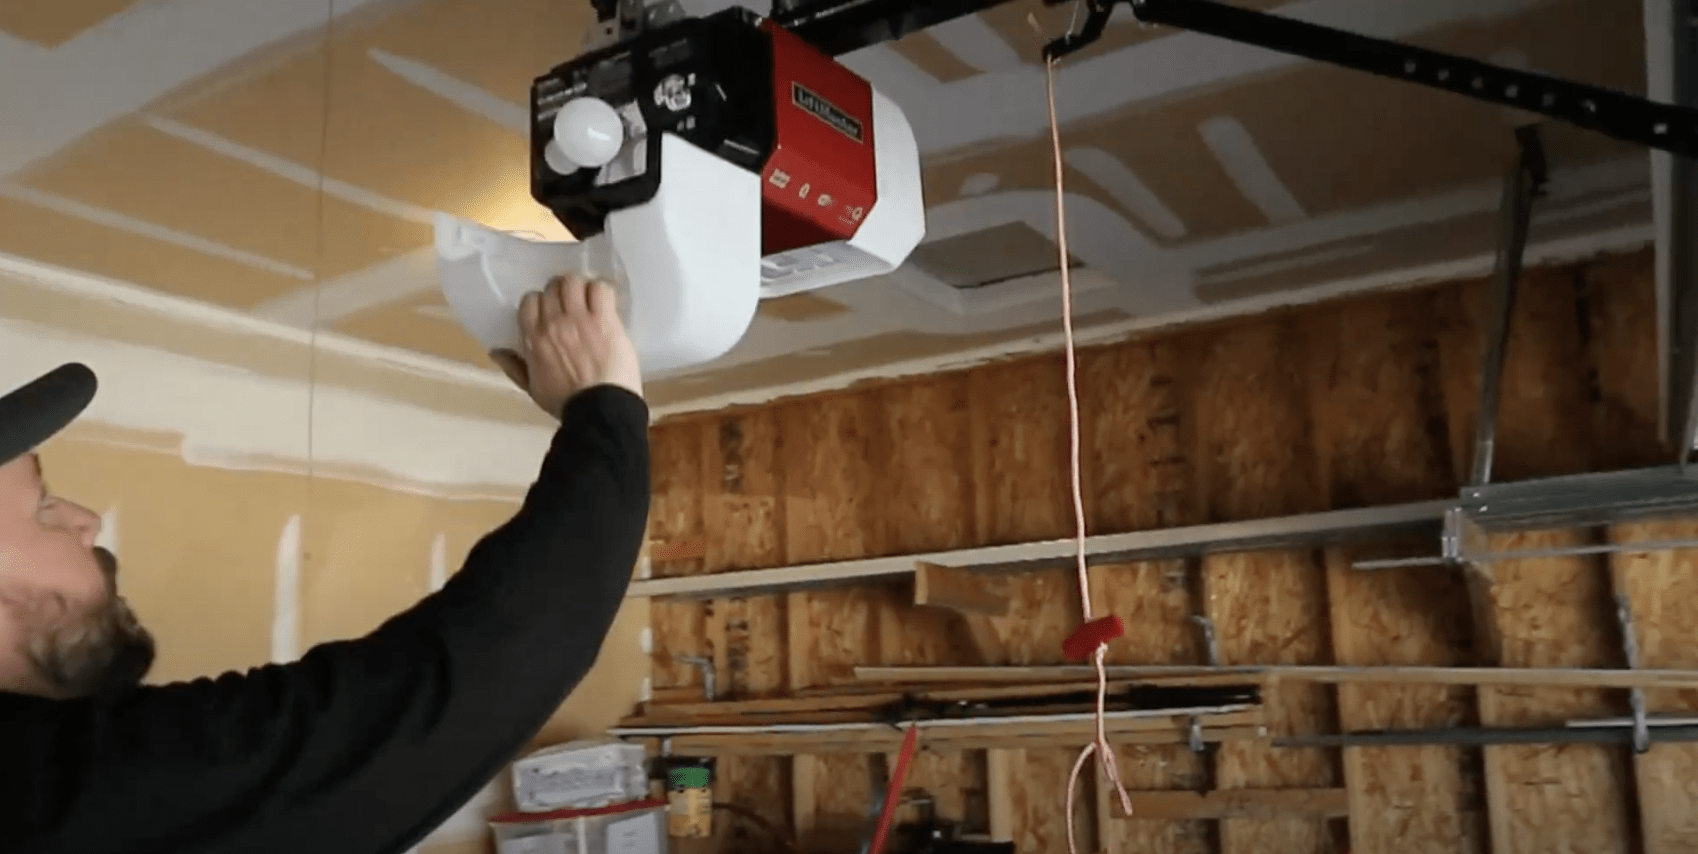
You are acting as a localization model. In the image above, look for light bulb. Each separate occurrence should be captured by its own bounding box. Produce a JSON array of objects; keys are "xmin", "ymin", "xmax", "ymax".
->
[
  {"xmin": 543, "ymin": 141, "xmax": 577, "ymax": 175},
  {"xmin": 551, "ymin": 97, "xmax": 624, "ymax": 170}
]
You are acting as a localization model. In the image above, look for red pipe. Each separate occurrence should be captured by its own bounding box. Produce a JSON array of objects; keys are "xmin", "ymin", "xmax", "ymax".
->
[{"xmin": 866, "ymin": 723, "xmax": 921, "ymax": 854}]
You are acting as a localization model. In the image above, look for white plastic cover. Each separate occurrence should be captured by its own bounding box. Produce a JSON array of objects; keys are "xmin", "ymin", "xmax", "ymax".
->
[{"xmin": 435, "ymin": 133, "xmax": 763, "ymax": 376}]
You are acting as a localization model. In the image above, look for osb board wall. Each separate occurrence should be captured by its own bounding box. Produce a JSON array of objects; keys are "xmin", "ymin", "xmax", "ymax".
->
[
  {"xmin": 643, "ymin": 246, "xmax": 1698, "ymax": 854},
  {"xmin": 37, "ymin": 420, "xmax": 651, "ymax": 853}
]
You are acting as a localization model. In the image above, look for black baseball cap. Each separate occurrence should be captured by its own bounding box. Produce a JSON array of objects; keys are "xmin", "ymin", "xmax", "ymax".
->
[{"xmin": 0, "ymin": 363, "xmax": 97, "ymax": 466}]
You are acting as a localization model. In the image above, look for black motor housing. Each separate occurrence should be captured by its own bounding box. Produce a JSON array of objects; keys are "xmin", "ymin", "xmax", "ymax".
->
[{"xmin": 529, "ymin": 7, "xmax": 778, "ymax": 240}]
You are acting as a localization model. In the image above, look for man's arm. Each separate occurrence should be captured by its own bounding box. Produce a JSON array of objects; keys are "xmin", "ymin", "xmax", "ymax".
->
[{"xmin": 4, "ymin": 385, "xmax": 651, "ymax": 854}]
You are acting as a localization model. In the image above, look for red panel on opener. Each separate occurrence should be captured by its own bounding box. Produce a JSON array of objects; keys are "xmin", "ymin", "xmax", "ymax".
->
[{"xmin": 759, "ymin": 20, "xmax": 877, "ymax": 256}]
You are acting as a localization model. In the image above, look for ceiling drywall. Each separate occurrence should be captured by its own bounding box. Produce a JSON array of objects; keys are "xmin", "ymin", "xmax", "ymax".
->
[{"xmin": 0, "ymin": 0, "xmax": 1655, "ymax": 418}]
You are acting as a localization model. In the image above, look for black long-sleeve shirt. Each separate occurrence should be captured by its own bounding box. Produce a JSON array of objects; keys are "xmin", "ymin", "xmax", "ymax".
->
[{"xmin": 0, "ymin": 385, "xmax": 651, "ymax": 854}]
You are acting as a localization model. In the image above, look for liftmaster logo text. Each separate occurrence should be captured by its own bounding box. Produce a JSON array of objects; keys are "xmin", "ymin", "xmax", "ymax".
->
[{"xmin": 792, "ymin": 83, "xmax": 863, "ymax": 143}]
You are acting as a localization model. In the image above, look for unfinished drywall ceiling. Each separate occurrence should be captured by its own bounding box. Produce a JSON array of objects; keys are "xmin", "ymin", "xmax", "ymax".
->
[{"xmin": 0, "ymin": 0, "xmax": 1656, "ymax": 415}]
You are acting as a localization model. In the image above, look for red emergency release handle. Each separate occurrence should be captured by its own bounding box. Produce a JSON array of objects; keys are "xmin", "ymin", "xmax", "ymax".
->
[{"xmin": 1063, "ymin": 614, "xmax": 1125, "ymax": 661}]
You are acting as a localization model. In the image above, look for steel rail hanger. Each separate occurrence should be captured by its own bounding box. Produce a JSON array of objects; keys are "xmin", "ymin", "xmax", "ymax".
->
[{"xmin": 1041, "ymin": 0, "xmax": 1698, "ymax": 159}]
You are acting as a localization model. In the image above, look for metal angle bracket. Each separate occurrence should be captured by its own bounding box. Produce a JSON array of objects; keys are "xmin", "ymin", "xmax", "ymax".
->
[
  {"xmin": 1442, "ymin": 507, "xmax": 1503, "ymax": 664},
  {"xmin": 1355, "ymin": 464, "xmax": 1698, "ymax": 570},
  {"xmin": 677, "ymin": 655, "xmax": 717, "ymax": 702},
  {"xmin": 1470, "ymin": 126, "xmax": 1548, "ymax": 488},
  {"xmin": 1441, "ymin": 506, "xmax": 1492, "ymax": 565},
  {"xmin": 1615, "ymin": 593, "xmax": 1652, "ymax": 754},
  {"xmin": 1190, "ymin": 614, "xmax": 1222, "ymax": 667},
  {"xmin": 581, "ymin": 0, "xmax": 688, "ymax": 51},
  {"xmin": 1460, "ymin": 464, "xmax": 1698, "ymax": 531},
  {"xmin": 1188, "ymin": 607, "xmax": 1219, "ymax": 753}
]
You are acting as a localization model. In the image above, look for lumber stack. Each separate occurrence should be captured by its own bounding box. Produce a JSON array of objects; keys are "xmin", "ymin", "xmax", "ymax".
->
[{"xmin": 611, "ymin": 680, "xmax": 1269, "ymax": 756}]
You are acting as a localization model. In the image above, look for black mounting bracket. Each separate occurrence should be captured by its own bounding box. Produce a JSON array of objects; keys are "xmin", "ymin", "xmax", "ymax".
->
[
  {"xmin": 771, "ymin": 0, "xmax": 1017, "ymax": 56},
  {"xmin": 1040, "ymin": 0, "xmax": 1698, "ymax": 159},
  {"xmin": 589, "ymin": 0, "xmax": 618, "ymax": 22}
]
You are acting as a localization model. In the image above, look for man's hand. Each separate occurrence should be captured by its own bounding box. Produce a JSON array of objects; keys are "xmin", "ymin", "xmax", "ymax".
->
[{"xmin": 489, "ymin": 274, "xmax": 643, "ymax": 419}]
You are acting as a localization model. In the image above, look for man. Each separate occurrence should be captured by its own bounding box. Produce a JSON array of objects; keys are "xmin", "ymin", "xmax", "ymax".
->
[{"xmin": 0, "ymin": 275, "xmax": 651, "ymax": 854}]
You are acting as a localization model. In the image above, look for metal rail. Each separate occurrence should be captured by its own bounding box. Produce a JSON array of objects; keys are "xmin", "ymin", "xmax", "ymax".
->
[
  {"xmin": 1040, "ymin": 0, "xmax": 1698, "ymax": 158},
  {"xmin": 629, "ymin": 500, "xmax": 1451, "ymax": 599},
  {"xmin": 1279, "ymin": 723, "xmax": 1698, "ymax": 749},
  {"xmin": 633, "ymin": 461, "xmax": 1698, "ymax": 599},
  {"xmin": 1351, "ymin": 464, "xmax": 1698, "ymax": 570},
  {"xmin": 752, "ymin": 0, "xmax": 1698, "ymax": 161}
]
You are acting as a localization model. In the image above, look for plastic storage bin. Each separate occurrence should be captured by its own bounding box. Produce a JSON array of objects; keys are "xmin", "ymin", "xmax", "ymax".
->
[
  {"xmin": 511, "ymin": 740, "xmax": 649, "ymax": 812},
  {"xmin": 491, "ymin": 799, "xmax": 668, "ymax": 854}
]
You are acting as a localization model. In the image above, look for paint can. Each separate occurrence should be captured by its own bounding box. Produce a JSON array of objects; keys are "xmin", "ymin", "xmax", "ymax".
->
[{"xmin": 665, "ymin": 757, "xmax": 714, "ymax": 838}]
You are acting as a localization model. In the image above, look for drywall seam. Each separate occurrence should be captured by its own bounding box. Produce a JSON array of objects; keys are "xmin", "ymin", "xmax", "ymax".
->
[
  {"xmin": 926, "ymin": 14, "xmax": 1023, "ymax": 73},
  {"xmin": 1176, "ymin": 155, "xmax": 1647, "ymax": 269},
  {"xmin": 1197, "ymin": 243, "xmax": 1377, "ymax": 287},
  {"xmin": 836, "ymin": 45, "xmax": 941, "ymax": 110},
  {"xmin": 0, "ymin": 315, "xmax": 555, "ymax": 491},
  {"xmin": 0, "ymin": 0, "xmax": 386, "ymax": 179},
  {"xmin": 60, "ymin": 430, "xmax": 527, "ymax": 504},
  {"xmin": 140, "ymin": 115, "xmax": 436, "ymax": 224},
  {"xmin": 252, "ymin": 247, "xmax": 439, "ymax": 328},
  {"xmin": 0, "ymin": 252, "xmax": 518, "ymax": 393},
  {"xmin": 1064, "ymin": 147, "xmax": 1188, "ymax": 240},
  {"xmin": 1198, "ymin": 115, "xmax": 1307, "ymax": 225},
  {"xmin": 1539, "ymin": 189, "xmax": 1653, "ymax": 227},
  {"xmin": 648, "ymin": 224, "xmax": 1653, "ymax": 419},
  {"xmin": 429, "ymin": 533, "xmax": 449, "ymax": 592},
  {"xmin": 369, "ymin": 49, "xmax": 527, "ymax": 131},
  {"xmin": 0, "ymin": 184, "xmax": 314, "ymax": 280},
  {"xmin": 959, "ymin": 172, "xmax": 1001, "ymax": 196},
  {"xmin": 97, "ymin": 506, "xmax": 119, "ymax": 556},
  {"xmin": 271, "ymin": 514, "xmax": 301, "ymax": 664}
]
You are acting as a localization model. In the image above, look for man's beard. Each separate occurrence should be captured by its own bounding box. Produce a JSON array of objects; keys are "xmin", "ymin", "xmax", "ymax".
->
[
  {"xmin": 24, "ymin": 547, "xmax": 156, "ymax": 698},
  {"xmin": 28, "ymin": 591, "xmax": 156, "ymax": 699}
]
